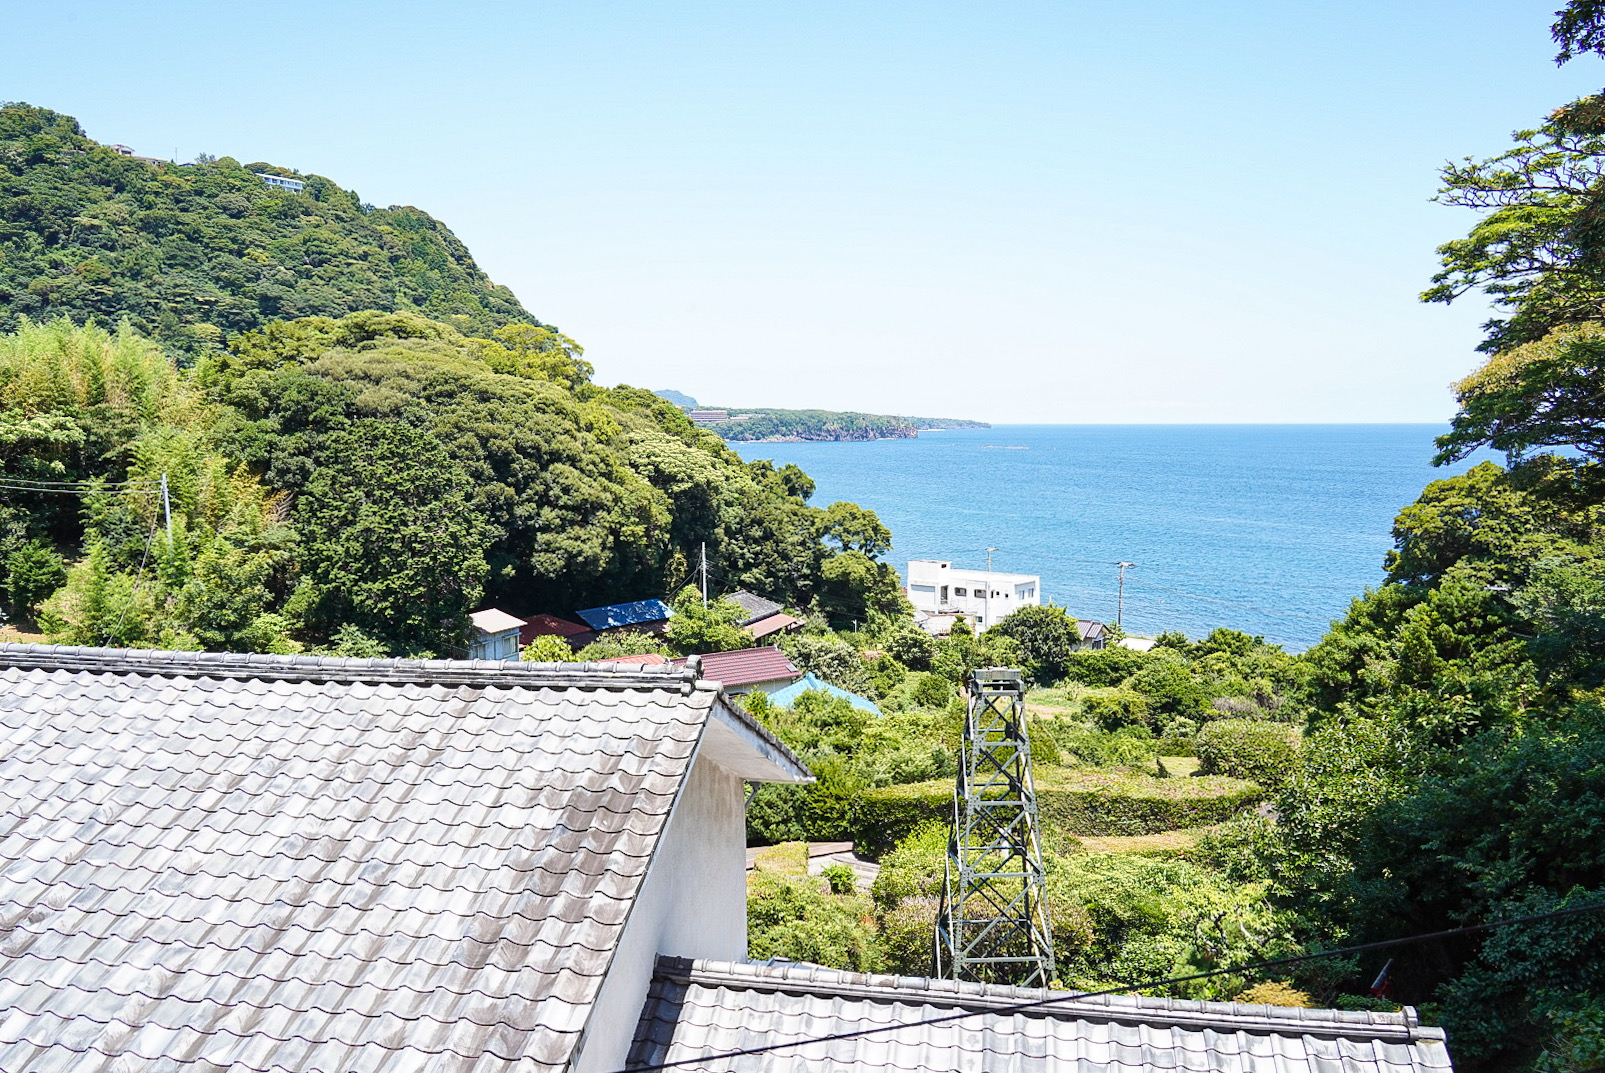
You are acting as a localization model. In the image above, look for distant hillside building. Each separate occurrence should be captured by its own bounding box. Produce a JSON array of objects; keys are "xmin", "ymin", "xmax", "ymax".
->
[
  {"xmin": 686, "ymin": 409, "xmax": 729, "ymax": 426},
  {"xmin": 110, "ymin": 144, "xmax": 169, "ymax": 165},
  {"xmin": 254, "ymin": 172, "xmax": 305, "ymax": 194},
  {"xmin": 906, "ymin": 559, "xmax": 1040, "ymax": 629}
]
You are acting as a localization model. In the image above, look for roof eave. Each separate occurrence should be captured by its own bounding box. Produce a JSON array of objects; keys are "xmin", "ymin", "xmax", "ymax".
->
[{"xmin": 699, "ymin": 694, "xmax": 811, "ymax": 784}]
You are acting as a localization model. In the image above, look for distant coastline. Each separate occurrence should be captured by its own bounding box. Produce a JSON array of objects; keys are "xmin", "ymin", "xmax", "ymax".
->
[{"xmin": 652, "ymin": 390, "xmax": 989, "ymax": 442}]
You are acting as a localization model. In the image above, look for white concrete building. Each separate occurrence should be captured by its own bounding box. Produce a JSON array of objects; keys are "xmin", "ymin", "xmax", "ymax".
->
[{"xmin": 906, "ymin": 559, "xmax": 1041, "ymax": 629}]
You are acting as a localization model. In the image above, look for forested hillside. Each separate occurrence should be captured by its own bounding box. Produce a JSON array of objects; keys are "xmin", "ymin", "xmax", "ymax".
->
[
  {"xmin": 0, "ymin": 313, "xmax": 906, "ymax": 654},
  {"xmin": 0, "ymin": 101, "xmax": 908, "ymax": 655},
  {"xmin": 0, "ymin": 103, "xmax": 532, "ymax": 359}
]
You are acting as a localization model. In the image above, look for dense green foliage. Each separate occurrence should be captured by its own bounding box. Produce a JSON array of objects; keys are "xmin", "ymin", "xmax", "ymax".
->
[
  {"xmin": 989, "ymin": 604, "xmax": 1083, "ymax": 681},
  {"xmin": 0, "ymin": 311, "xmax": 903, "ymax": 651},
  {"xmin": 1195, "ymin": 719, "xmax": 1299, "ymax": 786},
  {"xmin": 0, "ymin": 103, "xmax": 533, "ymax": 358}
]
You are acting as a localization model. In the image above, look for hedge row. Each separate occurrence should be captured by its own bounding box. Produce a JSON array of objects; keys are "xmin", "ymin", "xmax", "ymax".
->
[{"xmin": 851, "ymin": 771, "xmax": 1263, "ymax": 855}]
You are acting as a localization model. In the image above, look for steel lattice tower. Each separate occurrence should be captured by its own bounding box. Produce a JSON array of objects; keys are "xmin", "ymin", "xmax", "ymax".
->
[{"xmin": 935, "ymin": 666, "xmax": 1056, "ymax": 987}]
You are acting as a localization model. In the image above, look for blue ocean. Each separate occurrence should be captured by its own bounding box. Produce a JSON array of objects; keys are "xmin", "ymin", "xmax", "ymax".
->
[{"xmin": 731, "ymin": 425, "xmax": 1498, "ymax": 652}]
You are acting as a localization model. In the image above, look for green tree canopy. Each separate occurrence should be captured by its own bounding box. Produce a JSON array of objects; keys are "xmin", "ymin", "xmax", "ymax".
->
[
  {"xmin": 294, "ymin": 419, "xmax": 490, "ymax": 655},
  {"xmin": 0, "ymin": 103, "xmax": 537, "ymax": 360},
  {"xmin": 988, "ymin": 604, "xmax": 1081, "ymax": 683}
]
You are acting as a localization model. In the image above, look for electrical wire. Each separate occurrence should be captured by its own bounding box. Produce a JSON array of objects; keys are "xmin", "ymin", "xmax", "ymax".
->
[
  {"xmin": 1125, "ymin": 580, "xmax": 1334, "ymax": 623},
  {"xmin": 102, "ymin": 511, "xmax": 161, "ymax": 647},
  {"xmin": 0, "ymin": 478, "xmax": 161, "ymax": 495},
  {"xmin": 617, "ymin": 898, "xmax": 1605, "ymax": 1073}
]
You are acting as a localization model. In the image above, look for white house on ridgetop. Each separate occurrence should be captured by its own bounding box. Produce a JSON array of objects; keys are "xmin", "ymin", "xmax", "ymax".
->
[{"xmin": 906, "ymin": 558, "xmax": 1041, "ymax": 629}]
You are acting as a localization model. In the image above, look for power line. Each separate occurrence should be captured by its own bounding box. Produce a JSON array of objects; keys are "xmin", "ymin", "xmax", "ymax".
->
[
  {"xmin": 0, "ymin": 478, "xmax": 161, "ymax": 495},
  {"xmin": 617, "ymin": 898, "xmax": 1605, "ymax": 1073},
  {"xmin": 102, "ymin": 511, "xmax": 161, "ymax": 648}
]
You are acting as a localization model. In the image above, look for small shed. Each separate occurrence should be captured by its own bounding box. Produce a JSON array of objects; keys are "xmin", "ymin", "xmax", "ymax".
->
[
  {"xmin": 767, "ymin": 672, "xmax": 881, "ymax": 715},
  {"xmin": 468, "ymin": 607, "xmax": 526, "ymax": 661}
]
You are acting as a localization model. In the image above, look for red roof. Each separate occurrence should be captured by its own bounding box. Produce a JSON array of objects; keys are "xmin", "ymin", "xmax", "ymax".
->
[
  {"xmin": 520, "ymin": 615, "xmax": 593, "ymax": 647},
  {"xmin": 746, "ymin": 612, "xmax": 802, "ymax": 641},
  {"xmin": 591, "ymin": 653, "xmax": 670, "ymax": 666},
  {"xmin": 673, "ymin": 647, "xmax": 801, "ymax": 689}
]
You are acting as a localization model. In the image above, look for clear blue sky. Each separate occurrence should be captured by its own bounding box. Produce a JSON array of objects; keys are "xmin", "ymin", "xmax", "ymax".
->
[{"xmin": 7, "ymin": 1, "xmax": 1601, "ymax": 422}]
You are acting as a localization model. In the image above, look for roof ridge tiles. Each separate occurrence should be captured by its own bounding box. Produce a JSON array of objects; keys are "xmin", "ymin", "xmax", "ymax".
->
[
  {"xmin": 652, "ymin": 957, "xmax": 1441, "ymax": 1045},
  {"xmin": 0, "ymin": 643, "xmax": 709, "ymax": 691}
]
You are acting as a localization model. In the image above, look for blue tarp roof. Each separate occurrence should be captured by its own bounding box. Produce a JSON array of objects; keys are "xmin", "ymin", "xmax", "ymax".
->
[
  {"xmin": 575, "ymin": 599, "xmax": 674, "ymax": 631},
  {"xmin": 767, "ymin": 673, "xmax": 881, "ymax": 715}
]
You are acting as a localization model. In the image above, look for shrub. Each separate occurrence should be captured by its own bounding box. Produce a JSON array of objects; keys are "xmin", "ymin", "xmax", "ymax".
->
[
  {"xmin": 1157, "ymin": 725, "xmax": 1199, "ymax": 756},
  {"xmin": 1234, "ymin": 981, "xmax": 1314, "ymax": 1008},
  {"xmin": 1046, "ymin": 853, "xmax": 1291, "ymax": 999},
  {"xmin": 784, "ymin": 632, "xmax": 874, "ymax": 694},
  {"xmin": 574, "ymin": 630, "xmax": 665, "ymax": 660},
  {"xmin": 746, "ymin": 871, "xmax": 882, "ymax": 972},
  {"xmin": 747, "ymin": 753, "xmax": 865, "ymax": 845},
  {"xmin": 870, "ymin": 821, "xmax": 948, "ymax": 910},
  {"xmin": 3, "ymin": 540, "xmax": 66, "ymax": 614},
  {"xmin": 1082, "ymin": 688, "xmax": 1153, "ymax": 731},
  {"xmin": 1123, "ymin": 659, "xmax": 1214, "ymax": 728},
  {"xmin": 883, "ymin": 626, "xmax": 938, "ymax": 671},
  {"xmin": 1332, "ymin": 994, "xmax": 1404, "ymax": 1013},
  {"xmin": 1040, "ymin": 722, "xmax": 1158, "ymax": 768},
  {"xmin": 907, "ymin": 671, "xmax": 953, "ymax": 709},
  {"xmin": 1195, "ymin": 719, "xmax": 1299, "ymax": 786},
  {"xmin": 1063, "ymin": 646, "xmax": 1151, "ymax": 687},
  {"xmin": 821, "ymin": 862, "xmax": 857, "ymax": 894},
  {"xmin": 1029, "ymin": 718, "xmax": 1063, "ymax": 765},
  {"xmin": 878, "ymin": 896, "xmax": 939, "ymax": 975},
  {"xmin": 865, "ymin": 652, "xmax": 908, "ymax": 700},
  {"xmin": 747, "ymin": 783, "xmax": 810, "ymax": 845},
  {"xmin": 663, "ymin": 588, "xmax": 752, "ymax": 654},
  {"xmin": 1034, "ymin": 771, "xmax": 1264, "ymax": 837},
  {"xmin": 855, "ymin": 771, "xmax": 1263, "ymax": 853},
  {"xmin": 521, "ymin": 634, "xmax": 576, "ymax": 662}
]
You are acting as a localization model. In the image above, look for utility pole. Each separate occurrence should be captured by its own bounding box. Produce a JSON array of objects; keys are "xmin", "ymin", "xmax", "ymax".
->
[
  {"xmin": 1115, "ymin": 561, "xmax": 1135, "ymax": 629},
  {"xmin": 700, "ymin": 542, "xmax": 708, "ymax": 607},
  {"xmin": 160, "ymin": 473, "xmax": 173, "ymax": 545},
  {"xmin": 984, "ymin": 546, "xmax": 996, "ymax": 629}
]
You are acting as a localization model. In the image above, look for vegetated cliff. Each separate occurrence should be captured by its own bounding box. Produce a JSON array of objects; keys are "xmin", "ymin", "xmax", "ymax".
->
[
  {"xmin": 0, "ymin": 102, "xmax": 535, "ymax": 360},
  {"xmin": 710, "ymin": 408, "xmax": 988, "ymax": 442}
]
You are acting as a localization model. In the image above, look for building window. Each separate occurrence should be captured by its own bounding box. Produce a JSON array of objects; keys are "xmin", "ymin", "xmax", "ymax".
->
[{"xmin": 954, "ymin": 587, "xmax": 967, "ymax": 597}]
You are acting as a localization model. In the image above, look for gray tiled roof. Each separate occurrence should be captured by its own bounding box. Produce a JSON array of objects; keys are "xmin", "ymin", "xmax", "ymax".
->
[
  {"xmin": 629, "ymin": 958, "xmax": 1454, "ymax": 1071},
  {"xmin": 724, "ymin": 592, "xmax": 784, "ymax": 628},
  {"xmin": 0, "ymin": 644, "xmax": 782, "ymax": 1073}
]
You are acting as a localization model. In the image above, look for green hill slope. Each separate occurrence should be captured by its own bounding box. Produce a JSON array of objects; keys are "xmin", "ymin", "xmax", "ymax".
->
[{"xmin": 0, "ymin": 103, "xmax": 534, "ymax": 357}]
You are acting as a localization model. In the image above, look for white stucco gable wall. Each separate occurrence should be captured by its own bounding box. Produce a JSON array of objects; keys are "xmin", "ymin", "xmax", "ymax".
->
[{"xmin": 568, "ymin": 747, "xmax": 749, "ymax": 1071}]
